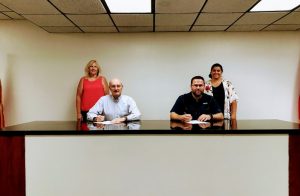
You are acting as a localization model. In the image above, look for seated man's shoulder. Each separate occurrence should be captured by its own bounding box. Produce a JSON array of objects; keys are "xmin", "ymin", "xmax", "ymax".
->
[
  {"xmin": 181, "ymin": 92, "xmax": 193, "ymax": 99},
  {"xmin": 202, "ymin": 93, "xmax": 214, "ymax": 100},
  {"xmin": 123, "ymin": 95, "xmax": 135, "ymax": 101},
  {"xmin": 177, "ymin": 92, "xmax": 189, "ymax": 97},
  {"xmin": 203, "ymin": 93, "xmax": 213, "ymax": 97},
  {"xmin": 100, "ymin": 94, "xmax": 110, "ymax": 101},
  {"xmin": 174, "ymin": 92, "xmax": 190, "ymax": 102}
]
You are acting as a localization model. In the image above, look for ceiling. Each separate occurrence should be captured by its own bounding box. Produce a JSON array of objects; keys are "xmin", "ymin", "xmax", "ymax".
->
[{"xmin": 0, "ymin": 0, "xmax": 300, "ymax": 33}]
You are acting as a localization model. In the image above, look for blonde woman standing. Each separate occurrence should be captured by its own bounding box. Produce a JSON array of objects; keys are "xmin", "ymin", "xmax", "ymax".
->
[
  {"xmin": 205, "ymin": 63, "xmax": 238, "ymax": 120},
  {"xmin": 76, "ymin": 60, "xmax": 109, "ymax": 122}
]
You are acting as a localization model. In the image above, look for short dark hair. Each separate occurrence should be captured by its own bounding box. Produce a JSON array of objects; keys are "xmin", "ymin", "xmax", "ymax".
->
[
  {"xmin": 209, "ymin": 63, "xmax": 223, "ymax": 78},
  {"xmin": 191, "ymin": 76, "xmax": 205, "ymax": 85}
]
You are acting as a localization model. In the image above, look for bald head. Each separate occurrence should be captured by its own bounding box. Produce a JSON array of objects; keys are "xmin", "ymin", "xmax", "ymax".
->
[
  {"xmin": 109, "ymin": 78, "xmax": 122, "ymax": 87},
  {"xmin": 109, "ymin": 78, "xmax": 123, "ymax": 99}
]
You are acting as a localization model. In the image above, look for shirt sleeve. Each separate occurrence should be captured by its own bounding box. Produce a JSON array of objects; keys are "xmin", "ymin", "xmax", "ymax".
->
[
  {"xmin": 226, "ymin": 80, "xmax": 239, "ymax": 103},
  {"xmin": 87, "ymin": 98, "xmax": 104, "ymax": 121},
  {"xmin": 170, "ymin": 95, "xmax": 185, "ymax": 115},
  {"xmin": 126, "ymin": 97, "xmax": 141, "ymax": 121}
]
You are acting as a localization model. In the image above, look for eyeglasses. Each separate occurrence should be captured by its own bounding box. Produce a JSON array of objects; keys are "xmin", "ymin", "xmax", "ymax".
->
[
  {"xmin": 192, "ymin": 84, "xmax": 203, "ymax": 87},
  {"xmin": 110, "ymin": 85, "xmax": 122, "ymax": 88}
]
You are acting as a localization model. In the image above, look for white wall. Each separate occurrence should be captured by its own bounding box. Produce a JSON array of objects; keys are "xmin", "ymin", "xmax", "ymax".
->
[{"xmin": 0, "ymin": 20, "xmax": 300, "ymax": 126}]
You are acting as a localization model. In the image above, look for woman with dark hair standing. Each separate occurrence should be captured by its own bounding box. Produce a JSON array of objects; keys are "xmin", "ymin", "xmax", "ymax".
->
[
  {"xmin": 205, "ymin": 63, "xmax": 238, "ymax": 120},
  {"xmin": 76, "ymin": 60, "xmax": 109, "ymax": 122},
  {"xmin": 0, "ymin": 79, "xmax": 4, "ymax": 128}
]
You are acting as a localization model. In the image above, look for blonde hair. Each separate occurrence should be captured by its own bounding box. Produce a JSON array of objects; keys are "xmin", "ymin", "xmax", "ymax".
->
[{"xmin": 84, "ymin": 60, "xmax": 101, "ymax": 76}]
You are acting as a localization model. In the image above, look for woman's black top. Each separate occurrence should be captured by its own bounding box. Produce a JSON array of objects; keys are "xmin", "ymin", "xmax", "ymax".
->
[{"xmin": 212, "ymin": 83, "xmax": 225, "ymax": 114}]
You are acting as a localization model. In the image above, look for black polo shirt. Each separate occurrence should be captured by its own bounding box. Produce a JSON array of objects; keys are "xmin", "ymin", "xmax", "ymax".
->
[{"xmin": 170, "ymin": 92, "xmax": 221, "ymax": 120}]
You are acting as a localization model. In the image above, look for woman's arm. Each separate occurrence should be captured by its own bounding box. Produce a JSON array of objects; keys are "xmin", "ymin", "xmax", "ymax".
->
[
  {"xmin": 76, "ymin": 78, "xmax": 84, "ymax": 121},
  {"xmin": 102, "ymin": 76, "xmax": 109, "ymax": 95},
  {"xmin": 230, "ymin": 100, "xmax": 237, "ymax": 119}
]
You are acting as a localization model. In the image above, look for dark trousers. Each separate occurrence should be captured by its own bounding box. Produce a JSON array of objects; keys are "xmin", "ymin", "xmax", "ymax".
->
[{"xmin": 81, "ymin": 111, "xmax": 88, "ymax": 122}]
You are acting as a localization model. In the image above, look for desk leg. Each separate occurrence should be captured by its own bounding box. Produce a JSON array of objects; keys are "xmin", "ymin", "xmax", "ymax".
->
[
  {"xmin": 0, "ymin": 136, "xmax": 25, "ymax": 196},
  {"xmin": 289, "ymin": 135, "xmax": 300, "ymax": 196}
]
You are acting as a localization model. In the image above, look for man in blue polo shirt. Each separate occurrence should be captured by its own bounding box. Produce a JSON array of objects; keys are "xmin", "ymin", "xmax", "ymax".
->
[{"xmin": 170, "ymin": 76, "xmax": 223, "ymax": 122}]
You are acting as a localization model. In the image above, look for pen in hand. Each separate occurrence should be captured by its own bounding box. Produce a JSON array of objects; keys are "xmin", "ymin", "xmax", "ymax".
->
[
  {"xmin": 93, "ymin": 115, "xmax": 105, "ymax": 122},
  {"xmin": 181, "ymin": 113, "xmax": 192, "ymax": 123}
]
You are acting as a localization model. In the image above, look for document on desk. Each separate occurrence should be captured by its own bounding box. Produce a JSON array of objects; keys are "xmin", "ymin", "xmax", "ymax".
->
[
  {"xmin": 187, "ymin": 120, "xmax": 209, "ymax": 124},
  {"xmin": 93, "ymin": 121, "xmax": 113, "ymax": 125}
]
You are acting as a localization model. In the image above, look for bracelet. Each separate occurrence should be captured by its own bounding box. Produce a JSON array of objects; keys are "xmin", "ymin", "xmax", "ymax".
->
[{"xmin": 210, "ymin": 114, "xmax": 213, "ymax": 121}]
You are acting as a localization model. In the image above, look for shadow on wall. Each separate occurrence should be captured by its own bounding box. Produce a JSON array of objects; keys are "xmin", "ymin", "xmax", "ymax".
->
[{"xmin": 3, "ymin": 54, "xmax": 15, "ymax": 126}]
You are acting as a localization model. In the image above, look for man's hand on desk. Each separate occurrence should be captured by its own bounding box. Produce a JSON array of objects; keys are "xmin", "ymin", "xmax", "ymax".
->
[
  {"xmin": 93, "ymin": 115, "xmax": 105, "ymax": 122},
  {"xmin": 111, "ymin": 117, "xmax": 127, "ymax": 124},
  {"xmin": 198, "ymin": 114, "xmax": 211, "ymax": 122},
  {"xmin": 180, "ymin": 114, "xmax": 192, "ymax": 123}
]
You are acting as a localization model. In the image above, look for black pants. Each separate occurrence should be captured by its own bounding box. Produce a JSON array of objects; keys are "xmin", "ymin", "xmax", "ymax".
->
[{"xmin": 81, "ymin": 111, "xmax": 88, "ymax": 122}]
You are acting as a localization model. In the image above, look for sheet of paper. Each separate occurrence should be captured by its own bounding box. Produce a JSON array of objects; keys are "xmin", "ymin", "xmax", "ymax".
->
[
  {"xmin": 93, "ymin": 121, "xmax": 113, "ymax": 125},
  {"xmin": 187, "ymin": 120, "xmax": 209, "ymax": 124}
]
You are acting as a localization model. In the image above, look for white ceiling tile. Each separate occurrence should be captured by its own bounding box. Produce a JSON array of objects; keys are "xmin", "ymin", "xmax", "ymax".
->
[
  {"xmin": 112, "ymin": 14, "xmax": 152, "ymax": 26},
  {"xmin": 156, "ymin": 13, "xmax": 197, "ymax": 26},
  {"xmin": 0, "ymin": 12, "xmax": 10, "ymax": 19},
  {"xmin": 81, "ymin": 26, "xmax": 118, "ymax": 33},
  {"xmin": 49, "ymin": 0, "xmax": 106, "ymax": 14},
  {"xmin": 191, "ymin": 25, "xmax": 228, "ymax": 31},
  {"xmin": 42, "ymin": 26, "xmax": 82, "ymax": 33},
  {"xmin": 227, "ymin": 24, "xmax": 267, "ymax": 31},
  {"xmin": 3, "ymin": 11, "xmax": 24, "ymax": 19},
  {"xmin": 156, "ymin": 26, "xmax": 190, "ymax": 31},
  {"xmin": 274, "ymin": 12, "xmax": 300, "ymax": 24},
  {"xmin": 118, "ymin": 26, "xmax": 153, "ymax": 33},
  {"xmin": 263, "ymin": 24, "xmax": 300, "ymax": 31},
  {"xmin": 1, "ymin": 0, "xmax": 300, "ymax": 33},
  {"xmin": 67, "ymin": 14, "xmax": 113, "ymax": 26},
  {"xmin": 0, "ymin": 0, "xmax": 59, "ymax": 14},
  {"xmin": 195, "ymin": 13, "xmax": 242, "ymax": 25},
  {"xmin": 235, "ymin": 12, "xmax": 287, "ymax": 25},
  {"xmin": 23, "ymin": 15, "xmax": 74, "ymax": 26},
  {"xmin": 156, "ymin": 0, "xmax": 206, "ymax": 13},
  {"xmin": 202, "ymin": 0, "xmax": 258, "ymax": 12},
  {"xmin": 0, "ymin": 4, "xmax": 10, "ymax": 11}
]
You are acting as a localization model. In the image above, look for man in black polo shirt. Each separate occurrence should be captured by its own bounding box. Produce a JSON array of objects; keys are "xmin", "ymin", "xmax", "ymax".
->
[{"xmin": 170, "ymin": 76, "xmax": 223, "ymax": 122}]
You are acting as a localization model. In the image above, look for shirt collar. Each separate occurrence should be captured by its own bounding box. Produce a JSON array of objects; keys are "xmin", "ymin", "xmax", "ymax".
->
[{"xmin": 111, "ymin": 95, "xmax": 122, "ymax": 102}]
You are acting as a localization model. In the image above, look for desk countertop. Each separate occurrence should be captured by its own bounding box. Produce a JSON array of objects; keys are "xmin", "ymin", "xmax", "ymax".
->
[{"xmin": 1, "ymin": 119, "xmax": 300, "ymax": 135}]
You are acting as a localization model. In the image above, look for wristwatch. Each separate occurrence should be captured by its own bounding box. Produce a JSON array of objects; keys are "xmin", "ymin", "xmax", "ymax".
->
[{"xmin": 210, "ymin": 114, "xmax": 213, "ymax": 121}]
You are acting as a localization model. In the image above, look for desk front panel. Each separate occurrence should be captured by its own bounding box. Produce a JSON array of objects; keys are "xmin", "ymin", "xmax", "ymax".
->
[{"xmin": 25, "ymin": 135, "xmax": 289, "ymax": 196}]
